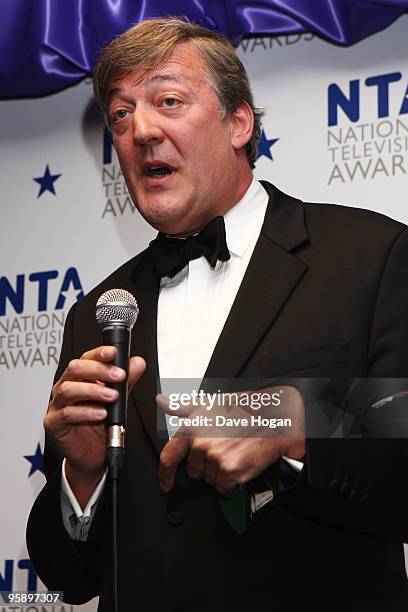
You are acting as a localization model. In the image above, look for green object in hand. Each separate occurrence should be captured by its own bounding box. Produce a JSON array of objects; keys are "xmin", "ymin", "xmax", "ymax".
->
[{"xmin": 218, "ymin": 484, "xmax": 248, "ymax": 535}]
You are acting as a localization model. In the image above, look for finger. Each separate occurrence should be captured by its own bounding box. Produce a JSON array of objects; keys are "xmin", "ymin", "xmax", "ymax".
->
[
  {"xmin": 214, "ymin": 475, "xmax": 240, "ymax": 496},
  {"xmin": 203, "ymin": 452, "xmax": 218, "ymax": 487},
  {"xmin": 159, "ymin": 437, "xmax": 189, "ymax": 492},
  {"xmin": 127, "ymin": 356, "xmax": 146, "ymax": 392},
  {"xmin": 156, "ymin": 393, "xmax": 194, "ymax": 418},
  {"xmin": 202, "ymin": 443, "xmax": 234, "ymax": 489},
  {"xmin": 208, "ymin": 445, "xmax": 243, "ymax": 494},
  {"xmin": 58, "ymin": 357, "xmax": 126, "ymax": 386},
  {"xmin": 45, "ymin": 405, "xmax": 107, "ymax": 435},
  {"xmin": 51, "ymin": 380, "xmax": 119, "ymax": 409},
  {"xmin": 186, "ymin": 443, "xmax": 206, "ymax": 480},
  {"xmin": 216, "ymin": 482, "xmax": 239, "ymax": 497},
  {"xmin": 81, "ymin": 345, "xmax": 117, "ymax": 362}
]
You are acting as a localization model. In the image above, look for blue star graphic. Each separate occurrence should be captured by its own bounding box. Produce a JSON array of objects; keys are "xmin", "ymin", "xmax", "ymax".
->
[
  {"xmin": 24, "ymin": 443, "xmax": 44, "ymax": 477},
  {"xmin": 33, "ymin": 165, "xmax": 62, "ymax": 198},
  {"xmin": 256, "ymin": 130, "xmax": 279, "ymax": 161}
]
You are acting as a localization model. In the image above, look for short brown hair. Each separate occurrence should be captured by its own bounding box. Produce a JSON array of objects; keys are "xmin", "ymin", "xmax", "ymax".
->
[{"xmin": 93, "ymin": 17, "xmax": 263, "ymax": 167}]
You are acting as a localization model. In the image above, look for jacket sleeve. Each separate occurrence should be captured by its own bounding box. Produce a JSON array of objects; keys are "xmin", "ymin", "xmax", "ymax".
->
[
  {"xmin": 26, "ymin": 302, "xmax": 109, "ymax": 604},
  {"xmin": 278, "ymin": 227, "xmax": 408, "ymax": 542}
]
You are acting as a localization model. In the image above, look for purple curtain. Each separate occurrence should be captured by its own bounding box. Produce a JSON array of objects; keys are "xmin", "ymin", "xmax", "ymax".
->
[{"xmin": 1, "ymin": 0, "xmax": 407, "ymax": 98}]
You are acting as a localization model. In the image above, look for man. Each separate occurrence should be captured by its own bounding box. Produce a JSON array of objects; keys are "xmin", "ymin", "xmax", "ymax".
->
[{"xmin": 27, "ymin": 17, "xmax": 408, "ymax": 612}]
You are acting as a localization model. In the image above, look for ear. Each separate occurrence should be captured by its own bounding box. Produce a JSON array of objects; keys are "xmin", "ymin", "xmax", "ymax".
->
[{"xmin": 230, "ymin": 101, "xmax": 254, "ymax": 151}]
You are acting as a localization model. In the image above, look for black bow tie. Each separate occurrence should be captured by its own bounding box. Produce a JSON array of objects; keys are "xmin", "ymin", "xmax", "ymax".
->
[{"xmin": 149, "ymin": 216, "xmax": 230, "ymax": 278}]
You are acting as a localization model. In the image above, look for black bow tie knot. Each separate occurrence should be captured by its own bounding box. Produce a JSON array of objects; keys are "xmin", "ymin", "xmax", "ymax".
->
[{"xmin": 149, "ymin": 216, "xmax": 230, "ymax": 278}]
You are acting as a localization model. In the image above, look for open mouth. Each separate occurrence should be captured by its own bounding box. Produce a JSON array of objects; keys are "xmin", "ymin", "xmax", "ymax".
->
[{"xmin": 144, "ymin": 164, "xmax": 174, "ymax": 177}]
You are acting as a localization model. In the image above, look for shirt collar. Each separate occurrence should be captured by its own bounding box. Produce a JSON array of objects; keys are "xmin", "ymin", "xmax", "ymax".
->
[{"xmin": 223, "ymin": 177, "xmax": 269, "ymax": 258}]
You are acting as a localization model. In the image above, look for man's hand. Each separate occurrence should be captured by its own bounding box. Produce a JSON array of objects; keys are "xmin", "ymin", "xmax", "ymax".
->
[
  {"xmin": 45, "ymin": 346, "xmax": 145, "ymax": 507},
  {"xmin": 158, "ymin": 386, "xmax": 305, "ymax": 495}
]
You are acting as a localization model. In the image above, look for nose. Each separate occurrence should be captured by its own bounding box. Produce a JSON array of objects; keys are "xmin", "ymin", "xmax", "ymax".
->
[{"xmin": 132, "ymin": 106, "xmax": 164, "ymax": 146}]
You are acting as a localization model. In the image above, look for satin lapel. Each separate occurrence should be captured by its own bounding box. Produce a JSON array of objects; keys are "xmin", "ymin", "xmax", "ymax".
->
[
  {"xmin": 203, "ymin": 182, "xmax": 309, "ymax": 385},
  {"xmin": 129, "ymin": 253, "xmax": 168, "ymax": 454}
]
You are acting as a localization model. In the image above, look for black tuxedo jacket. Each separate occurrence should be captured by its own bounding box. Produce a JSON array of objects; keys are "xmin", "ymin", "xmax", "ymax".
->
[{"xmin": 27, "ymin": 182, "xmax": 408, "ymax": 612}]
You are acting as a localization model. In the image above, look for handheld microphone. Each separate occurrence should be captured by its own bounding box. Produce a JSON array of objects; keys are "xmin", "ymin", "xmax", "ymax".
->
[{"xmin": 96, "ymin": 288, "xmax": 139, "ymax": 478}]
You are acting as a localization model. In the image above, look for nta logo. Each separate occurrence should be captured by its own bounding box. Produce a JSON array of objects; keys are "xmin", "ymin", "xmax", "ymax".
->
[
  {"xmin": 328, "ymin": 71, "xmax": 408, "ymax": 126},
  {"xmin": 0, "ymin": 559, "xmax": 37, "ymax": 592},
  {"xmin": 0, "ymin": 267, "xmax": 84, "ymax": 317}
]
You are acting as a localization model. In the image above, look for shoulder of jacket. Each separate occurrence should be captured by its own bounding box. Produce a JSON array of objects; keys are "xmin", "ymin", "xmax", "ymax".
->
[
  {"xmin": 71, "ymin": 249, "xmax": 150, "ymax": 316},
  {"xmin": 301, "ymin": 200, "xmax": 407, "ymax": 252}
]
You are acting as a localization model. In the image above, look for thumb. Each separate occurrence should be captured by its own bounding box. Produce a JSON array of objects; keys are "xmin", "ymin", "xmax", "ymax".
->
[
  {"xmin": 156, "ymin": 392, "xmax": 194, "ymax": 418},
  {"xmin": 128, "ymin": 356, "xmax": 146, "ymax": 392}
]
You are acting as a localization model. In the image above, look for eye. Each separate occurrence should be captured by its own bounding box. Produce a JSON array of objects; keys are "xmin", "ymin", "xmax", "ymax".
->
[
  {"xmin": 111, "ymin": 109, "xmax": 129, "ymax": 123},
  {"xmin": 162, "ymin": 97, "xmax": 178, "ymax": 108}
]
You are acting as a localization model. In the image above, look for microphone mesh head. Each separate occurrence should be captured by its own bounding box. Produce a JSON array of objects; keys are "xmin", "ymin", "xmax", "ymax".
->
[{"xmin": 96, "ymin": 289, "xmax": 139, "ymax": 330}]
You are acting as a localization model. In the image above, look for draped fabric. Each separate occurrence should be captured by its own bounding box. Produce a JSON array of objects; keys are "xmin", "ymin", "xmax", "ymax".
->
[{"xmin": 1, "ymin": 0, "xmax": 407, "ymax": 99}]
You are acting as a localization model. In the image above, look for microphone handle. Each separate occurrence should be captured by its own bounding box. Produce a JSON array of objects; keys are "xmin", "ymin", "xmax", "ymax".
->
[
  {"xmin": 102, "ymin": 325, "xmax": 131, "ymax": 429},
  {"xmin": 102, "ymin": 325, "xmax": 131, "ymax": 480}
]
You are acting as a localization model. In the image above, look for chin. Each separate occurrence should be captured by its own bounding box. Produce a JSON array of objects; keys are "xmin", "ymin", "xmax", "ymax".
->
[
  {"xmin": 137, "ymin": 206, "xmax": 183, "ymax": 233},
  {"xmin": 136, "ymin": 197, "xmax": 191, "ymax": 233}
]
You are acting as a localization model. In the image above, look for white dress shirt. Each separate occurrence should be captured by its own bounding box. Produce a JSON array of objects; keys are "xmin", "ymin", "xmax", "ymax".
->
[{"xmin": 158, "ymin": 176, "xmax": 268, "ymax": 385}]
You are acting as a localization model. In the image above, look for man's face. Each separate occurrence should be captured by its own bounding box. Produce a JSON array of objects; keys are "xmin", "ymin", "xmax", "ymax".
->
[{"xmin": 107, "ymin": 43, "xmax": 250, "ymax": 234}]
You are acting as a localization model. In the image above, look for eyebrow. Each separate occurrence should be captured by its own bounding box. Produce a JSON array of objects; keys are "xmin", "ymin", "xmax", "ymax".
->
[
  {"xmin": 107, "ymin": 73, "xmax": 192, "ymax": 106},
  {"xmin": 147, "ymin": 73, "xmax": 185, "ymax": 87}
]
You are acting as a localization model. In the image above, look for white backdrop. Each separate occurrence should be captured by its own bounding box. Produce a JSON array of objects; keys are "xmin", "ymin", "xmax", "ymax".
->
[{"xmin": 1, "ymin": 15, "xmax": 408, "ymax": 610}]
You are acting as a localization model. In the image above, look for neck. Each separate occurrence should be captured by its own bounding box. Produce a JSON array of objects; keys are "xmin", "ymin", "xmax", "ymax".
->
[{"xmin": 178, "ymin": 173, "xmax": 254, "ymax": 237}]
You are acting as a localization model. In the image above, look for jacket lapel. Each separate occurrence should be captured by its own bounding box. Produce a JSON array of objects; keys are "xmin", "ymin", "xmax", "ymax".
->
[
  {"xmin": 129, "ymin": 252, "xmax": 168, "ymax": 453},
  {"xmin": 203, "ymin": 182, "xmax": 309, "ymax": 386}
]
